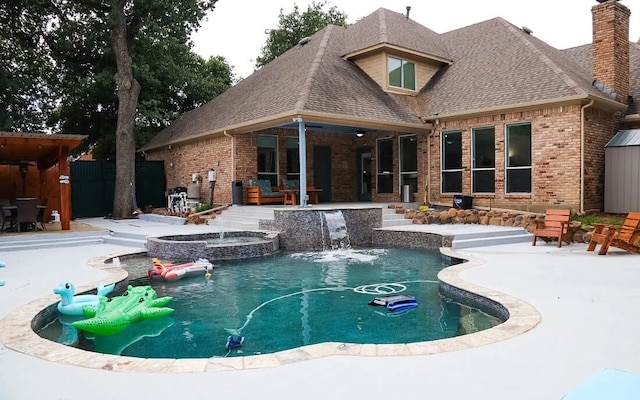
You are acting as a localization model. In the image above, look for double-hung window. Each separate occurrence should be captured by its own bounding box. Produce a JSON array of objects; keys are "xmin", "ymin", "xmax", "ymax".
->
[
  {"xmin": 399, "ymin": 135, "xmax": 418, "ymax": 194},
  {"xmin": 388, "ymin": 57, "xmax": 416, "ymax": 91},
  {"xmin": 441, "ymin": 130, "xmax": 462, "ymax": 193},
  {"xmin": 257, "ymin": 135, "xmax": 278, "ymax": 186},
  {"xmin": 505, "ymin": 123, "xmax": 532, "ymax": 193},
  {"xmin": 472, "ymin": 127, "xmax": 496, "ymax": 193},
  {"xmin": 377, "ymin": 138, "xmax": 393, "ymax": 193},
  {"xmin": 286, "ymin": 137, "xmax": 299, "ymax": 182}
]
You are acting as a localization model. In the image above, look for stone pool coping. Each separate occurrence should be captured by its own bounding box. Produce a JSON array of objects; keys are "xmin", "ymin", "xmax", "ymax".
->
[{"xmin": 0, "ymin": 248, "xmax": 541, "ymax": 373}]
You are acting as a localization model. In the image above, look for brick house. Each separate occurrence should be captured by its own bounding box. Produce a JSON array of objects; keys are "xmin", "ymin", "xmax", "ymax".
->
[{"xmin": 141, "ymin": 0, "xmax": 639, "ymax": 213}]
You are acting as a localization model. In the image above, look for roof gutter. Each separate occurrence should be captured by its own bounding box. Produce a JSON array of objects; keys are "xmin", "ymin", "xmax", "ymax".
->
[
  {"xmin": 142, "ymin": 111, "xmax": 428, "ymax": 151},
  {"xmin": 422, "ymin": 94, "xmax": 625, "ymax": 121},
  {"xmin": 580, "ymin": 99, "xmax": 594, "ymax": 214}
]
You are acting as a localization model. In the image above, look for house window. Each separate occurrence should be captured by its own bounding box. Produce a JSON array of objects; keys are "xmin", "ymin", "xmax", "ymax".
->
[
  {"xmin": 388, "ymin": 57, "xmax": 416, "ymax": 91},
  {"xmin": 257, "ymin": 135, "xmax": 278, "ymax": 186},
  {"xmin": 505, "ymin": 123, "xmax": 532, "ymax": 193},
  {"xmin": 399, "ymin": 135, "xmax": 418, "ymax": 194},
  {"xmin": 286, "ymin": 137, "xmax": 299, "ymax": 182},
  {"xmin": 441, "ymin": 130, "xmax": 462, "ymax": 193},
  {"xmin": 377, "ymin": 138, "xmax": 393, "ymax": 193},
  {"xmin": 472, "ymin": 127, "xmax": 495, "ymax": 193}
]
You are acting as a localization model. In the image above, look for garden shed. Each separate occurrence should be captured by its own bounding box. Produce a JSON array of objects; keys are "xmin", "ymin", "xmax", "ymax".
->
[{"xmin": 604, "ymin": 129, "xmax": 640, "ymax": 213}]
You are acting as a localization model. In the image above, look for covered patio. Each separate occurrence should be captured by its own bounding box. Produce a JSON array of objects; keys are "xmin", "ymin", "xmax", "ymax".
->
[{"xmin": 0, "ymin": 132, "xmax": 87, "ymax": 231}]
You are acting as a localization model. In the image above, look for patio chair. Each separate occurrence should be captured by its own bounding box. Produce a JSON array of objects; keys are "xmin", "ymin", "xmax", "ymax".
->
[
  {"xmin": 36, "ymin": 197, "xmax": 48, "ymax": 231},
  {"xmin": 587, "ymin": 212, "xmax": 640, "ymax": 255},
  {"xmin": 1, "ymin": 202, "xmax": 17, "ymax": 232},
  {"xmin": 16, "ymin": 198, "xmax": 38, "ymax": 232},
  {"xmin": 532, "ymin": 209, "xmax": 571, "ymax": 248}
]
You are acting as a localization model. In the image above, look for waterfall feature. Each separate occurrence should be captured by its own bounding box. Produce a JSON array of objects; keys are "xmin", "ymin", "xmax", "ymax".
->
[{"xmin": 322, "ymin": 211, "xmax": 351, "ymax": 250}]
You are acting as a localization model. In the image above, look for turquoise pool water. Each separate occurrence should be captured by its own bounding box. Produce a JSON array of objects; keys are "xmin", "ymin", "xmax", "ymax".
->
[{"xmin": 37, "ymin": 248, "xmax": 502, "ymax": 358}]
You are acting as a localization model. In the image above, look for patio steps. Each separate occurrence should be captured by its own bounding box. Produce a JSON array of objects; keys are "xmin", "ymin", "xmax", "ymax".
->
[
  {"xmin": 382, "ymin": 208, "xmax": 413, "ymax": 227},
  {"xmin": 208, "ymin": 205, "xmax": 276, "ymax": 230},
  {"xmin": 0, "ymin": 230, "xmax": 148, "ymax": 251},
  {"xmin": 451, "ymin": 227, "xmax": 533, "ymax": 249}
]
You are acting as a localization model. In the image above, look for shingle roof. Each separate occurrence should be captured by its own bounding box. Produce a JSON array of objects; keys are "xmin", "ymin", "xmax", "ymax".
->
[
  {"xmin": 341, "ymin": 8, "xmax": 451, "ymax": 61},
  {"xmin": 143, "ymin": 14, "xmax": 425, "ymax": 150},
  {"xmin": 144, "ymin": 8, "xmax": 638, "ymax": 151},
  {"xmin": 416, "ymin": 18, "xmax": 617, "ymax": 118},
  {"xmin": 564, "ymin": 42, "xmax": 640, "ymax": 116}
]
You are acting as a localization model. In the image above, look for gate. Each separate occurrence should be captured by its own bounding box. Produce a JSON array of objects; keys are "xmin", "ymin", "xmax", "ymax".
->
[{"xmin": 71, "ymin": 160, "xmax": 166, "ymax": 218}]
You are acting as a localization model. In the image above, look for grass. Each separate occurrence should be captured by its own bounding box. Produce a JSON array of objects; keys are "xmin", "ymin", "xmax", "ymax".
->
[{"xmin": 571, "ymin": 213, "xmax": 625, "ymax": 226}]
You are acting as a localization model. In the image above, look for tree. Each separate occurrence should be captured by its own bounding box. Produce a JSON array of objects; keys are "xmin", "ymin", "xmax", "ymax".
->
[
  {"xmin": 255, "ymin": 1, "xmax": 347, "ymax": 68},
  {"xmin": 6, "ymin": 0, "xmax": 228, "ymax": 219},
  {"xmin": 0, "ymin": 2, "xmax": 58, "ymax": 131}
]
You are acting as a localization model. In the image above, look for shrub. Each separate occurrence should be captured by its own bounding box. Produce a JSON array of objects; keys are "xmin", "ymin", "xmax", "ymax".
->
[{"xmin": 194, "ymin": 202, "xmax": 212, "ymax": 213}]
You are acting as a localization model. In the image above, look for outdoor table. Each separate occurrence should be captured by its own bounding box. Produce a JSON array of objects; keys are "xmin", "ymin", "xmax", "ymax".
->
[{"xmin": 279, "ymin": 188, "xmax": 323, "ymax": 205}]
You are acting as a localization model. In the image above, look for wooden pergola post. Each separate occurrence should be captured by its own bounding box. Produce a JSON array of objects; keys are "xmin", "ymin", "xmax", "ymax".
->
[{"xmin": 58, "ymin": 146, "xmax": 71, "ymax": 231}]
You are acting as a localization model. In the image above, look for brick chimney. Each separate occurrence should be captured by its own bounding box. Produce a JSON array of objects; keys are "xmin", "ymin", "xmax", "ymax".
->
[{"xmin": 592, "ymin": 0, "xmax": 631, "ymax": 103}]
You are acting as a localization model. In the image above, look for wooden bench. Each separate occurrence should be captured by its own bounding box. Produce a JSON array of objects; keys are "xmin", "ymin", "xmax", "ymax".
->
[
  {"xmin": 532, "ymin": 209, "xmax": 571, "ymax": 248},
  {"xmin": 246, "ymin": 180, "xmax": 284, "ymax": 205}
]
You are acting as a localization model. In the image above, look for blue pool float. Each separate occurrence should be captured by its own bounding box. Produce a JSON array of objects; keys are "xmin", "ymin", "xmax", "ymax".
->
[
  {"xmin": 54, "ymin": 281, "xmax": 115, "ymax": 316},
  {"xmin": 368, "ymin": 295, "xmax": 417, "ymax": 312}
]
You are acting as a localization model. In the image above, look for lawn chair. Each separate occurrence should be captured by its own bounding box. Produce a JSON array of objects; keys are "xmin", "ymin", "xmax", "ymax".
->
[
  {"xmin": 532, "ymin": 209, "xmax": 571, "ymax": 248},
  {"xmin": 586, "ymin": 212, "xmax": 640, "ymax": 255}
]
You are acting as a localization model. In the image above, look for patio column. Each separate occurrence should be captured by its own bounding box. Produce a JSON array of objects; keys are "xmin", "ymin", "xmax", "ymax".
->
[
  {"xmin": 58, "ymin": 147, "xmax": 71, "ymax": 230},
  {"xmin": 294, "ymin": 117, "xmax": 308, "ymax": 207}
]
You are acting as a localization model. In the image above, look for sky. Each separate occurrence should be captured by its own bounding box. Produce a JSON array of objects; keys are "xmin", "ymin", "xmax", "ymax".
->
[{"xmin": 191, "ymin": 0, "xmax": 640, "ymax": 80}]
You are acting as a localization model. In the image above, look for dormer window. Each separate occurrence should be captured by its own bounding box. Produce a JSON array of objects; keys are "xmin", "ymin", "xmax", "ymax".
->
[{"xmin": 388, "ymin": 57, "xmax": 416, "ymax": 91}]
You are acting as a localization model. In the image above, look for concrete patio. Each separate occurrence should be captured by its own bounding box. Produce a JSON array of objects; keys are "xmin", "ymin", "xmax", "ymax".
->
[{"xmin": 0, "ymin": 215, "xmax": 638, "ymax": 399}]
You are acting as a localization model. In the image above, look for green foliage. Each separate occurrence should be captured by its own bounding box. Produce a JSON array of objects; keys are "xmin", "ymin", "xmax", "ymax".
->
[
  {"xmin": 571, "ymin": 213, "xmax": 625, "ymax": 227},
  {"xmin": 0, "ymin": 1, "xmax": 58, "ymax": 132},
  {"xmin": 255, "ymin": 1, "xmax": 347, "ymax": 68},
  {"xmin": 2, "ymin": 0, "xmax": 232, "ymax": 159},
  {"xmin": 194, "ymin": 202, "xmax": 212, "ymax": 213}
]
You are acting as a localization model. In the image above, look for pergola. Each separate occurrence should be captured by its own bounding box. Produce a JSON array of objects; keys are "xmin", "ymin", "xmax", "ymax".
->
[{"xmin": 0, "ymin": 132, "xmax": 87, "ymax": 231}]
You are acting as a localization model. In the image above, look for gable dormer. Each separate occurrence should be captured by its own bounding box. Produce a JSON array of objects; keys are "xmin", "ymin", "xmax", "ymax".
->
[{"xmin": 342, "ymin": 8, "xmax": 452, "ymax": 95}]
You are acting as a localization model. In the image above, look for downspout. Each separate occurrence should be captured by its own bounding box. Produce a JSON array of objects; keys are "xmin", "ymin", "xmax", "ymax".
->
[
  {"xmin": 223, "ymin": 130, "xmax": 235, "ymax": 181},
  {"xmin": 580, "ymin": 99, "xmax": 594, "ymax": 214}
]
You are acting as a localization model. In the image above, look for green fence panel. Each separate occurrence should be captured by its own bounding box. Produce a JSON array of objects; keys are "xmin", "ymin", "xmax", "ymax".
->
[{"xmin": 71, "ymin": 160, "xmax": 166, "ymax": 218}]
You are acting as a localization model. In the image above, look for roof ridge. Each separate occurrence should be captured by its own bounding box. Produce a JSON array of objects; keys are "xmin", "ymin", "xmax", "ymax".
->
[
  {"xmin": 496, "ymin": 18, "xmax": 586, "ymax": 97},
  {"xmin": 378, "ymin": 8, "xmax": 388, "ymax": 43},
  {"xmin": 294, "ymin": 26, "xmax": 335, "ymax": 111}
]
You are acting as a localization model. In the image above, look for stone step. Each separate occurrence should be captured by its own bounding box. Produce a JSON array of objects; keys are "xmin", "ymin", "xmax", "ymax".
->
[
  {"xmin": 0, "ymin": 229, "xmax": 151, "ymax": 251},
  {"xmin": 452, "ymin": 228, "xmax": 533, "ymax": 249},
  {"xmin": 102, "ymin": 234, "xmax": 148, "ymax": 249},
  {"xmin": 382, "ymin": 218, "xmax": 413, "ymax": 227},
  {"xmin": 208, "ymin": 218, "xmax": 260, "ymax": 230},
  {"xmin": 0, "ymin": 233, "xmax": 106, "ymax": 251}
]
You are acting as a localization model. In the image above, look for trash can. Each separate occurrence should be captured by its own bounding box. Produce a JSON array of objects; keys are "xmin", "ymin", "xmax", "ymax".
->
[
  {"xmin": 232, "ymin": 180, "xmax": 243, "ymax": 205},
  {"xmin": 402, "ymin": 185, "xmax": 413, "ymax": 203},
  {"xmin": 453, "ymin": 195, "xmax": 473, "ymax": 210}
]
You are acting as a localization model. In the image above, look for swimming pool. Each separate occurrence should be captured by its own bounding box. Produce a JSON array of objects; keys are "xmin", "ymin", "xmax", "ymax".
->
[{"xmin": 37, "ymin": 248, "xmax": 503, "ymax": 358}]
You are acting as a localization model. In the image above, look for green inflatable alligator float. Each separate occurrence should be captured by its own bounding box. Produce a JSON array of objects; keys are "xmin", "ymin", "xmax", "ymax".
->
[{"xmin": 72, "ymin": 285, "xmax": 174, "ymax": 336}]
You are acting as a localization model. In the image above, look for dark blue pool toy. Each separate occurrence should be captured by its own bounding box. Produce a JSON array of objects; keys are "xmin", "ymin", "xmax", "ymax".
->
[
  {"xmin": 226, "ymin": 335, "xmax": 244, "ymax": 350},
  {"xmin": 368, "ymin": 295, "xmax": 417, "ymax": 312}
]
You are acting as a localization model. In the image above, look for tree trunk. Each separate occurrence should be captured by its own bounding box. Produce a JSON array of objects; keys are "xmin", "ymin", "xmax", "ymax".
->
[{"xmin": 111, "ymin": 0, "xmax": 141, "ymax": 219}]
